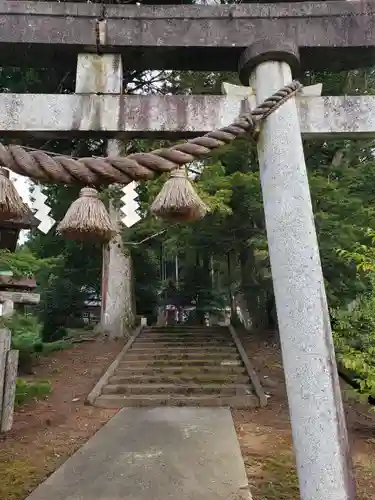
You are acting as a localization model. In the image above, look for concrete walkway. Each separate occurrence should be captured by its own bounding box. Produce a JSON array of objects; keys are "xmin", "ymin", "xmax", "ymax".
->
[{"xmin": 27, "ymin": 407, "xmax": 251, "ymax": 500}]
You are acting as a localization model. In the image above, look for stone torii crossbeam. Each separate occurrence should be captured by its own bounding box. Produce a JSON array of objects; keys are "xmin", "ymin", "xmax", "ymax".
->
[
  {"xmin": 1, "ymin": 92, "xmax": 374, "ymax": 140},
  {"xmin": 1, "ymin": 1, "xmax": 375, "ymax": 499},
  {"xmin": 0, "ymin": 0, "xmax": 374, "ymax": 71}
]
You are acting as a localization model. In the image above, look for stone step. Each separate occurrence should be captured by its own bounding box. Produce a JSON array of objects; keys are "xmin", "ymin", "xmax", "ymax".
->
[
  {"xmin": 135, "ymin": 341, "xmax": 232, "ymax": 348},
  {"xmin": 144, "ymin": 325, "xmax": 228, "ymax": 332},
  {"xmin": 124, "ymin": 351, "xmax": 240, "ymax": 361},
  {"xmin": 132, "ymin": 342, "xmax": 235, "ymax": 349},
  {"xmin": 142, "ymin": 331, "xmax": 225, "ymax": 335},
  {"xmin": 114, "ymin": 365, "xmax": 247, "ymax": 375},
  {"xmin": 131, "ymin": 344, "xmax": 237, "ymax": 351},
  {"xmin": 103, "ymin": 383, "xmax": 253, "ymax": 396},
  {"xmin": 109, "ymin": 373, "xmax": 249, "ymax": 384},
  {"xmin": 95, "ymin": 394, "xmax": 258, "ymax": 409},
  {"xmin": 142, "ymin": 326, "xmax": 227, "ymax": 331},
  {"xmin": 142, "ymin": 332, "xmax": 227, "ymax": 336},
  {"xmin": 118, "ymin": 358, "xmax": 242, "ymax": 367},
  {"xmin": 136, "ymin": 337, "xmax": 233, "ymax": 346},
  {"xmin": 140, "ymin": 332, "xmax": 229, "ymax": 336}
]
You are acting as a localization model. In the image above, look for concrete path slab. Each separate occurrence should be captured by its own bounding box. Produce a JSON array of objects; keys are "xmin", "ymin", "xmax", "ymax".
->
[{"xmin": 27, "ymin": 407, "xmax": 251, "ymax": 500}]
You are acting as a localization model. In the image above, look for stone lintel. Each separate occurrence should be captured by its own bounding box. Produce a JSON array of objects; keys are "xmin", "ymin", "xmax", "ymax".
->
[
  {"xmin": 0, "ymin": 291, "xmax": 40, "ymax": 305},
  {"xmin": 0, "ymin": 1, "xmax": 374, "ymax": 71},
  {"xmin": 0, "ymin": 93, "xmax": 374, "ymax": 140}
]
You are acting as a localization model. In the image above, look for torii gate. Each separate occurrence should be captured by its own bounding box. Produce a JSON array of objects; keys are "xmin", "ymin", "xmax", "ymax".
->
[{"xmin": 0, "ymin": 1, "xmax": 374, "ymax": 499}]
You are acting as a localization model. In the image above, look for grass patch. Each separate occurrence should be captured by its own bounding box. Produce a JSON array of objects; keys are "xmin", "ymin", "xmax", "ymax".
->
[
  {"xmin": 15, "ymin": 379, "xmax": 52, "ymax": 407},
  {"xmin": 0, "ymin": 456, "xmax": 38, "ymax": 500},
  {"xmin": 251, "ymin": 453, "xmax": 299, "ymax": 500},
  {"xmin": 0, "ymin": 451, "xmax": 62, "ymax": 500},
  {"xmin": 250, "ymin": 452, "xmax": 375, "ymax": 500}
]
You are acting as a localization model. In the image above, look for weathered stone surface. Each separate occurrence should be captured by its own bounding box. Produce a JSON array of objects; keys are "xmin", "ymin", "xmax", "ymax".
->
[
  {"xmin": 0, "ymin": 93, "xmax": 374, "ymax": 140},
  {"xmin": 0, "ymin": 291, "xmax": 40, "ymax": 305},
  {"xmin": 26, "ymin": 407, "xmax": 251, "ymax": 500},
  {"xmin": 0, "ymin": 349, "xmax": 18, "ymax": 433},
  {"xmin": 0, "ymin": 1, "xmax": 374, "ymax": 71},
  {"xmin": 75, "ymin": 54, "xmax": 135, "ymax": 338},
  {"xmin": 238, "ymin": 38, "xmax": 301, "ymax": 85},
  {"xmin": 0, "ymin": 329, "xmax": 11, "ymax": 422}
]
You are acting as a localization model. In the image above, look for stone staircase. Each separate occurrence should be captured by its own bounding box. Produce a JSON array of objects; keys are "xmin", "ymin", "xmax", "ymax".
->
[{"xmin": 93, "ymin": 325, "xmax": 261, "ymax": 408}]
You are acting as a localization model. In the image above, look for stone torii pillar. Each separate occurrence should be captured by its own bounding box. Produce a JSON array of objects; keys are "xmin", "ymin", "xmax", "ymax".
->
[
  {"xmin": 75, "ymin": 53, "xmax": 134, "ymax": 338},
  {"xmin": 238, "ymin": 40, "xmax": 355, "ymax": 500}
]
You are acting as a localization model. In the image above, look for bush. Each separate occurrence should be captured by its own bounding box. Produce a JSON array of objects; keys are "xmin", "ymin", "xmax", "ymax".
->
[
  {"xmin": 332, "ymin": 237, "xmax": 375, "ymax": 399},
  {"xmin": 41, "ymin": 321, "xmax": 67, "ymax": 343},
  {"xmin": 332, "ymin": 295, "xmax": 375, "ymax": 398},
  {"xmin": 1, "ymin": 313, "xmax": 71, "ymax": 374},
  {"xmin": 39, "ymin": 276, "xmax": 86, "ymax": 342},
  {"xmin": 42, "ymin": 339, "xmax": 71, "ymax": 353},
  {"xmin": 15, "ymin": 379, "xmax": 51, "ymax": 406},
  {"xmin": 0, "ymin": 248, "xmax": 60, "ymax": 279},
  {"xmin": 2, "ymin": 313, "xmax": 43, "ymax": 374}
]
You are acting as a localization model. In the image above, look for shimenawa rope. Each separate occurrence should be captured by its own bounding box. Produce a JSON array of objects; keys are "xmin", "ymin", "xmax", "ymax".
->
[{"xmin": 0, "ymin": 81, "xmax": 302, "ymax": 186}]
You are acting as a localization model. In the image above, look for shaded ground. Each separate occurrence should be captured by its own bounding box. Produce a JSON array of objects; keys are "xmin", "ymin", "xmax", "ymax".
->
[
  {"xmin": 0, "ymin": 339, "xmax": 124, "ymax": 500},
  {"xmin": 1, "ymin": 331, "xmax": 374, "ymax": 500},
  {"xmin": 232, "ymin": 330, "xmax": 375, "ymax": 500}
]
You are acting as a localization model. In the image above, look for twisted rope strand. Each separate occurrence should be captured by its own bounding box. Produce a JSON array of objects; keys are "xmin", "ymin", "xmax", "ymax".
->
[{"xmin": 0, "ymin": 81, "xmax": 302, "ymax": 186}]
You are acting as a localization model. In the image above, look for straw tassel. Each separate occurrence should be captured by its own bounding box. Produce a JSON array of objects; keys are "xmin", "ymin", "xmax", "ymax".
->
[
  {"xmin": 57, "ymin": 187, "xmax": 116, "ymax": 242},
  {"xmin": 0, "ymin": 167, "xmax": 27, "ymax": 221},
  {"xmin": 150, "ymin": 167, "xmax": 208, "ymax": 222}
]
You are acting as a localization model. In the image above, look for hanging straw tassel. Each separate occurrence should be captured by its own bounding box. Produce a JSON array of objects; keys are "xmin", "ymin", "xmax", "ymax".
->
[
  {"xmin": 150, "ymin": 167, "xmax": 208, "ymax": 222},
  {"xmin": 0, "ymin": 167, "xmax": 27, "ymax": 221},
  {"xmin": 57, "ymin": 187, "xmax": 116, "ymax": 242}
]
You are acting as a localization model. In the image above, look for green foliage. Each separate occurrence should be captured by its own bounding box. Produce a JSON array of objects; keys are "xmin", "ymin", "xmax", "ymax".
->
[
  {"xmin": 131, "ymin": 245, "xmax": 160, "ymax": 324},
  {"xmin": 26, "ymin": 155, "xmax": 104, "ymax": 336},
  {"xmin": 5, "ymin": 313, "xmax": 43, "ymax": 353},
  {"xmin": 331, "ymin": 234, "xmax": 375, "ymax": 398},
  {"xmin": 0, "ymin": 248, "xmax": 60, "ymax": 279},
  {"xmin": 38, "ymin": 273, "xmax": 87, "ymax": 342},
  {"xmin": 336, "ymin": 228, "xmax": 375, "ymax": 274},
  {"xmin": 15, "ymin": 379, "xmax": 51, "ymax": 406},
  {"xmin": 0, "ymin": 246, "xmax": 68, "ymax": 344},
  {"xmin": 332, "ymin": 301, "xmax": 375, "ymax": 397},
  {"xmin": 42, "ymin": 339, "xmax": 72, "ymax": 353},
  {"xmin": 2, "ymin": 313, "xmax": 44, "ymax": 374},
  {"xmin": 178, "ymin": 259, "xmax": 227, "ymax": 324},
  {"xmin": 309, "ymin": 152, "xmax": 375, "ymax": 306},
  {"xmin": 2, "ymin": 313, "xmax": 71, "ymax": 373}
]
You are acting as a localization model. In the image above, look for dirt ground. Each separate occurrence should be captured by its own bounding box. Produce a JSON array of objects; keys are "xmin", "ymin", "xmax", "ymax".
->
[
  {"xmin": 0, "ymin": 338, "xmax": 124, "ymax": 500},
  {"xmin": 0, "ymin": 332, "xmax": 374, "ymax": 500},
  {"xmin": 232, "ymin": 330, "xmax": 375, "ymax": 500}
]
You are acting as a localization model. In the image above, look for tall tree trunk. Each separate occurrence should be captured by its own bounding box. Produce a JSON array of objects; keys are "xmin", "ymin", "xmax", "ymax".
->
[{"xmin": 100, "ymin": 205, "xmax": 135, "ymax": 338}]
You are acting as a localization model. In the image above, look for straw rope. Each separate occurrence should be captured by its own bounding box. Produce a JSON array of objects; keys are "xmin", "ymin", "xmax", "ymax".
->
[{"xmin": 0, "ymin": 81, "xmax": 302, "ymax": 186}]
